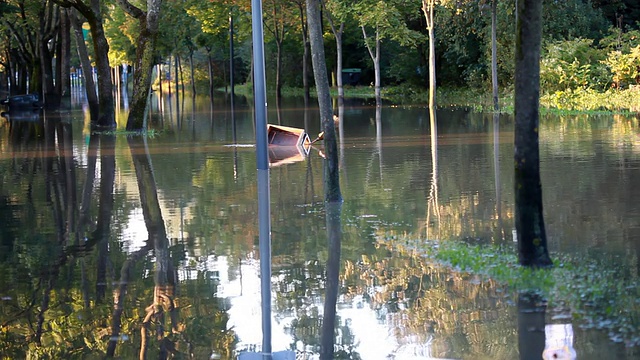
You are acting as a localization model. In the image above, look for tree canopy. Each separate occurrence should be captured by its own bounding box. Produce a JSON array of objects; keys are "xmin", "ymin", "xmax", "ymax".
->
[{"xmin": 0, "ymin": 0, "xmax": 637, "ymax": 112}]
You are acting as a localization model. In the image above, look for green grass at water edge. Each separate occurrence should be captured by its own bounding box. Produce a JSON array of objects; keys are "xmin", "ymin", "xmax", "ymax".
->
[
  {"xmin": 92, "ymin": 129, "xmax": 162, "ymax": 137},
  {"xmin": 382, "ymin": 236, "xmax": 640, "ymax": 347},
  {"xmin": 230, "ymin": 83, "xmax": 640, "ymax": 115}
]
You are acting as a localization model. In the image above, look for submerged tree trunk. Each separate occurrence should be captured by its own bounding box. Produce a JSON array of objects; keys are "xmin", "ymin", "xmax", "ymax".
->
[
  {"xmin": 322, "ymin": 2, "xmax": 345, "ymax": 99},
  {"xmin": 298, "ymin": 2, "xmax": 310, "ymax": 99},
  {"xmin": 189, "ymin": 50, "xmax": 196, "ymax": 95},
  {"xmin": 117, "ymin": 0, "xmax": 162, "ymax": 131},
  {"xmin": 56, "ymin": 0, "xmax": 118, "ymax": 129},
  {"xmin": 422, "ymin": 0, "xmax": 436, "ymax": 109},
  {"xmin": 514, "ymin": 0, "xmax": 552, "ymax": 268},
  {"xmin": 307, "ymin": 0, "xmax": 342, "ymax": 203},
  {"xmin": 275, "ymin": 40, "xmax": 283, "ymax": 98},
  {"xmin": 70, "ymin": 10, "xmax": 99, "ymax": 112},
  {"xmin": 208, "ymin": 52, "xmax": 214, "ymax": 98},
  {"xmin": 90, "ymin": 17, "xmax": 115, "ymax": 128},
  {"xmin": 491, "ymin": 0, "xmax": 499, "ymax": 111},
  {"xmin": 361, "ymin": 25, "xmax": 381, "ymax": 101},
  {"xmin": 57, "ymin": 8, "xmax": 71, "ymax": 100},
  {"xmin": 335, "ymin": 24, "xmax": 344, "ymax": 99},
  {"xmin": 37, "ymin": 1, "xmax": 57, "ymax": 107}
]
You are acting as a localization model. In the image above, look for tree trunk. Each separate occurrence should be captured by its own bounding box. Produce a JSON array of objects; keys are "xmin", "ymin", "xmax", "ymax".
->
[
  {"xmin": 298, "ymin": 4, "xmax": 310, "ymax": 99},
  {"xmin": 175, "ymin": 54, "xmax": 180, "ymax": 117},
  {"xmin": 88, "ymin": 17, "xmax": 116, "ymax": 129},
  {"xmin": 118, "ymin": 0, "xmax": 162, "ymax": 132},
  {"xmin": 57, "ymin": 8, "xmax": 71, "ymax": 100},
  {"xmin": 307, "ymin": 0, "xmax": 342, "ymax": 203},
  {"xmin": 70, "ymin": 10, "xmax": 98, "ymax": 110},
  {"xmin": 422, "ymin": 0, "xmax": 436, "ymax": 109},
  {"xmin": 276, "ymin": 40, "xmax": 282, "ymax": 98},
  {"xmin": 514, "ymin": 0, "xmax": 552, "ymax": 268},
  {"xmin": 189, "ymin": 51, "xmax": 196, "ymax": 95},
  {"xmin": 373, "ymin": 29, "xmax": 381, "ymax": 101},
  {"xmin": 208, "ymin": 53, "xmax": 214, "ymax": 98},
  {"xmin": 491, "ymin": 0, "xmax": 499, "ymax": 111},
  {"xmin": 37, "ymin": 0, "xmax": 56, "ymax": 107},
  {"xmin": 361, "ymin": 25, "xmax": 381, "ymax": 102},
  {"xmin": 335, "ymin": 24, "xmax": 344, "ymax": 99}
]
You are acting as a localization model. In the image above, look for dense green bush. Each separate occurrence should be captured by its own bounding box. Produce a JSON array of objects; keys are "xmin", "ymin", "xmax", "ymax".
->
[{"xmin": 540, "ymin": 38, "xmax": 610, "ymax": 92}]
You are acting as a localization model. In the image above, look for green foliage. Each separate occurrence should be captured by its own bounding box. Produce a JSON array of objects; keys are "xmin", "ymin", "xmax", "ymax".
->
[
  {"xmin": 601, "ymin": 45, "xmax": 640, "ymax": 88},
  {"xmin": 540, "ymin": 38, "xmax": 610, "ymax": 91},
  {"xmin": 541, "ymin": 88, "xmax": 640, "ymax": 112},
  {"xmin": 542, "ymin": 0, "xmax": 609, "ymax": 41},
  {"xmin": 104, "ymin": 8, "xmax": 137, "ymax": 65},
  {"xmin": 599, "ymin": 28, "xmax": 640, "ymax": 53}
]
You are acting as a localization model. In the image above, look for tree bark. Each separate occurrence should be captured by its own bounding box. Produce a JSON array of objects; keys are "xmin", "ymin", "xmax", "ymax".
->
[
  {"xmin": 53, "ymin": 0, "xmax": 115, "ymax": 126},
  {"xmin": 56, "ymin": 8, "xmax": 71, "ymax": 100},
  {"xmin": 38, "ymin": 0, "xmax": 57, "ymax": 107},
  {"xmin": 361, "ymin": 25, "xmax": 381, "ymax": 101},
  {"xmin": 73, "ymin": 0, "xmax": 117, "ymax": 129},
  {"xmin": 422, "ymin": 0, "xmax": 436, "ymax": 109},
  {"xmin": 491, "ymin": 0, "xmax": 499, "ymax": 111},
  {"xmin": 70, "ymin": 10, "xmax": 99, "ymax": 112},
  {"xmin": 514, "ymin": 0, "xmax": 552, "ymax": 268},
  {"xmin": 307, "ymin": 0, "xmax": 342, "ymax": 203},
  {"xmin": 297, "ymin": 2, "xmax": 310, "ymax": 99},
  {"xmin": 117, "ymin": 0, "xmax": 162, "ymax": 131},
  {"xmin": 321, "ymin": 2, "xmax": 345, "ymax": 99}
]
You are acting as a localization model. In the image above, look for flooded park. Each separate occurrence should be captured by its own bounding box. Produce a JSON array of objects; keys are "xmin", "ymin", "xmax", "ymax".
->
[{"xmin": 0, "ymin": 89, "xmax": 639, "ymax": 359}]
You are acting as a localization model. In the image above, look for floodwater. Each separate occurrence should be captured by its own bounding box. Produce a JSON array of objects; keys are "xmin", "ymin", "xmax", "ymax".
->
[{"xmin": 0, "ymin": 90, "xmax": 639, "ymax": 359}]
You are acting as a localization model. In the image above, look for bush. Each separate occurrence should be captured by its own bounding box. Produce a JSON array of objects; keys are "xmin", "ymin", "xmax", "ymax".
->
[{"xmin": 540, "ymin": 38, "xmax": 610, "ymax": 92}]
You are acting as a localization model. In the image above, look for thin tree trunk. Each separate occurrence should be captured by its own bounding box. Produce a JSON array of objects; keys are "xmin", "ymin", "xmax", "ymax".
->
[
  {"xmin": 422, "ymin": 0, "xmax": 436, "ymax": 109},
  {"xmin": 491, "ymin": 0, "xmax": 499, "ymax": 111},
  {"xmin": 307, "ymin": 0, "xmax": 341, "ymax": 203},
  {"xmin": 298, "ymin": 3, "xmax": 310, "ymax": 98},
  {"xmin": 276, "ymin": 41, "xmax": 282, "ymax": 97},
  {"xmin": 335, "ymin": 24, "xmax": 344, "ymax": 99},
  {"xmin": 208, "ymin": 53, "xmax": 214, "ymax": 98},
  {"xmin": 189, "ymin": 51, "xmax": 195, "ymax": 95},
  {"xmin": 361, "ymin": 25, "xmax": 381, "ymax": 101},
  {"xmin": 175, "ymin": 54, "xmax": 180, "ymax": 116}
]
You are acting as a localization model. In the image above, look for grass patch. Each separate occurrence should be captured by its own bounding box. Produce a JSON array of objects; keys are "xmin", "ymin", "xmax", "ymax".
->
[
  {"xmin": 380, "ymin": 235, "xmax": 640, "ymax": 347},
  {"xmin": 229, "ymin": 83, "xmax": 640, "ymax": 114},
  {"xmin": 92, "ymin": 129, "xmax": 162, "ymax": 137}
]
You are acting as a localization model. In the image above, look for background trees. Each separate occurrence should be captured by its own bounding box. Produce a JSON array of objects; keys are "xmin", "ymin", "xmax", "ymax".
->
[{"xmin": 0, "ymin": 0, "xmax": 638, "ymax": 123}]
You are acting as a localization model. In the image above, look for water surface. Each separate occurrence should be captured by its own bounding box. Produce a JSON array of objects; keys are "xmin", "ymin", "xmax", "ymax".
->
[{"xmin": 0, "ymin": 93, "xmax": 638, "ymax": 359}]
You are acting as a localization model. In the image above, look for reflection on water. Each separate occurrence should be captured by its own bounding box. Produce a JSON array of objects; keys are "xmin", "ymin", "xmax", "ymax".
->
[{"xmin": 0, "ymin": 94, "xmax": 639, "ymax": 359}]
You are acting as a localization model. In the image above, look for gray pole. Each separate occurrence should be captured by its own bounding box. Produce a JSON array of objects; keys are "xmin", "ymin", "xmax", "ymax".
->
[{"xmin": 250, "ymin": 0, "xmax": 272, "ymax": 358}]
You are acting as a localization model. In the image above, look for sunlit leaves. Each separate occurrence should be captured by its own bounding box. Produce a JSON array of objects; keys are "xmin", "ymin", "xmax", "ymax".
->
[{"xmin": 354, "ymin": 0, "xmax": 422, "ymax": 47}]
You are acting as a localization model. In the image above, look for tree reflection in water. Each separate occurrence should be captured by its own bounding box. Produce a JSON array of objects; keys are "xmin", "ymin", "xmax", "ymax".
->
[{"xmin": 0, "ymin": 119, "xmax": 236, "ymax": 358}]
